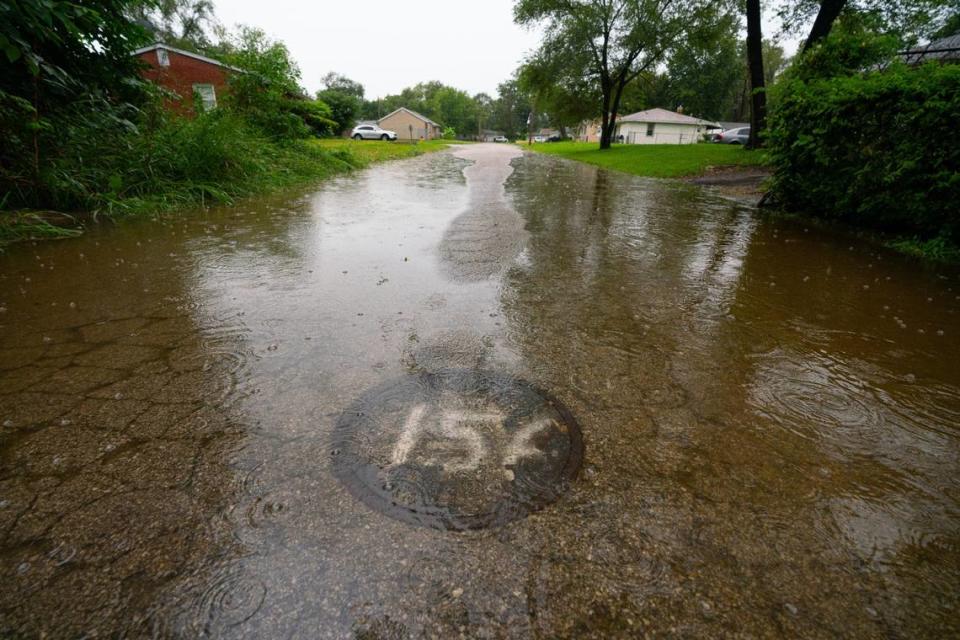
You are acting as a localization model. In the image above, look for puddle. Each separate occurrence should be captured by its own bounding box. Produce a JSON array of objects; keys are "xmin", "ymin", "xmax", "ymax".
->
[{"xmin": 0, "ymin": 145, "xmax": 958, "ymax": 638}]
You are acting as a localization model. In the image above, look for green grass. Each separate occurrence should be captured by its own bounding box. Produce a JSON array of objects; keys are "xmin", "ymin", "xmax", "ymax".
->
[
  {"xmin": 524, "ymin": 141, "xmax": 768, "ymax": 178},
  {"xmin": 1, "ymin": 136, "xmax": 455, "ymax": 251},
  {"xmin": 0, "ymin": 212, "xmax": 85, "ymax": 246},
  {"xmin": 310, "ymin": 138, "xmax": 456, "ymax": 166},
  {"xmin": 886, "ymin": 235, "xmax": 960, "ymax": 263}
]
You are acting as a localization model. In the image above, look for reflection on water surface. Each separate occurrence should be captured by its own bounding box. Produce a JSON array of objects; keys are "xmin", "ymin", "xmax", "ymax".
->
[{"xmin": 1, "ymin": 144, "xmax": 958, "ymax": 638}]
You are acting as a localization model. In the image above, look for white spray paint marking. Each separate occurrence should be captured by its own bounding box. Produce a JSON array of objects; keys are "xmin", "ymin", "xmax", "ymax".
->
[
  {"xmin": 391, "ymin": 405, "xmax": 552, "ymax": 474},
  {"xmin": 437, "ymin": 410, "xmax": 501, "ymax": 471},
  {"xmin": 390, "ymin": 403, "xmax": 428, "ymax": 466},
  {"xmin": 503, "ymin": 418, "xmax": 554, "ymax": 467}
]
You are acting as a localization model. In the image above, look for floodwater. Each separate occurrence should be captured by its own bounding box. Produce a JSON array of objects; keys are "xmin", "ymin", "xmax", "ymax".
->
[{"xmin": 1, "ymin": 144, "xmax": 958, "ymax": 638}]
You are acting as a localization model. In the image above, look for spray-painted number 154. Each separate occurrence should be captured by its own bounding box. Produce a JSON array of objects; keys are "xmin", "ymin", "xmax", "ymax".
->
[{"xmin": 391, "ymin": 404, "xmax": 555, "ymax": 473}]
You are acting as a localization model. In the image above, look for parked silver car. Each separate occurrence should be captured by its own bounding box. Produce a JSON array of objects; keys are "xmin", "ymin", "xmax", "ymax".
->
[
  {"xmin": 351, "ymin": 124, "xmax": 397, "ymax": 141},
  {"xmin": 715, "ymin": 126, "xmax": 750, "ymax": 144}
]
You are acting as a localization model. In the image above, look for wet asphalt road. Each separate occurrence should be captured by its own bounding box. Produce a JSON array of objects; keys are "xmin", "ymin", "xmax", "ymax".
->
[{"xmin": 1, "ymin": 143, "xmax": 959, "ymax": 638}]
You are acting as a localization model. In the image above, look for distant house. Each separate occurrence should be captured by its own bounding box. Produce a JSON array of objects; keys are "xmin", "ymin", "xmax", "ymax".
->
[
  {"xmin": 134, "ymin": 43, "xmax": 239, "ymax": 115},
  {"xmin": 573, "ymin": 120, "xmax": 602, "ymax": 143},
  {"xmin": 378, "ymin": 107, "xmax": 442, "ymax": 140},
  {"xmin": 616, "ymin": 108, "xmax": 720, "ymax": 144},
  {"xmin": 902, "ymin": 32, "xmax": 960, "ymax": 65},
  {"xmin": 480, "ymin": 129, "xmax": 504, "ymax": 142}
]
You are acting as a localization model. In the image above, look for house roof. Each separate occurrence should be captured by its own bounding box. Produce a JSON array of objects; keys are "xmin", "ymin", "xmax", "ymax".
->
[
  {"xmin": 379, "ymin": 107, "xmax": 441, "ymax": 127},
  {"xmin": 618, "ymin": 108, "xmax": 718, "ymax": 128},
  {"xmin": 902, "ymin": 32, "xmax": 960, "ymax": 64},
  {"xmin": 132, "ymin": 43, "xmax": 242, "ymax": 72}
]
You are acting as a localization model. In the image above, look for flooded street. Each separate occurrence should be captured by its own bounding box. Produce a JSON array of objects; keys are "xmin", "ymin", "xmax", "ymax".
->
[{"xmin": 1, "ymin": 144, "xmax": 958, "ymax": 638}]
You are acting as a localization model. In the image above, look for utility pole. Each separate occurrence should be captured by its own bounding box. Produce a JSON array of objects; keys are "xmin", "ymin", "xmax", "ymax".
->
[{"xmin": 527, "ymin": 103, "xmax": 536, "ymax": 146}]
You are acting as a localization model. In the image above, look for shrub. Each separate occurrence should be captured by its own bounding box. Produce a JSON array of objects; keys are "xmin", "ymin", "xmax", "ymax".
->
[{"xmin": 767, "ymin": 61, "xmax": 960, "ymax": 240}]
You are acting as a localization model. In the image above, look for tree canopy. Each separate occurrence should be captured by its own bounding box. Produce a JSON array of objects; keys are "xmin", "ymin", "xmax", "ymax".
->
[
  {"xmin": 514, "ymin": 0, "xmax": 728, "ymax": 148},
  {"xmin": 317, "ymin": 72, "xmax": 365, "ymax": 134},
  {"xmin": 128, "ymin": 0, "xmax": 217, "ymax": 50}
]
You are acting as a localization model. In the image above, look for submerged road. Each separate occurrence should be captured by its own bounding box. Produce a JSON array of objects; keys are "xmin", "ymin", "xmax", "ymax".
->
[{"xmin": 1, "ymin": 143, "xmax": 958, "ymax": 638}]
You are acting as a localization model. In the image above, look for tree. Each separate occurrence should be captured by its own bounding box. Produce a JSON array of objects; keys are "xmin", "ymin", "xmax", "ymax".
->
[
  {"xmin": 321, "ymin": 72, "xmax": 364, "ymax": 98},
  {"xmin": 802, "ymin": 0, "xmax": 848, "ymax": 51},
  {"xmin": 515, "ymin": 0, "xmax": 724, "ymax": 149},
  {"xmin": 317, "ymin": 72, "xmax": 364, "ymax": 135},
  {"xmin": 518, "ymin": 49, "xmax": 599, "ymax": 136},
  {"xmin": 474, "ymin": 92, "xmax": 494, "ymax": 137},
  {"xmin": 658, "ymin": 7, "xmax": 741, "ymax": 120},
  {"xmin": 213, "ymin": 26, "xmax": 303, "ymax": 96},
  {"xmin": 781, "ymin": 0, "xmax": 958, "ymax": 50},
  {"xmin": 0, "ymin": 0, "xmax": 152, "ymax": 204},
  {"xmin": 212, "ymin": 27, "xmax": 335, "ymax": 138},
  {"xmin": 128, "ymin": 0, "xmax": 217, "ymax": 50},
  {"xmin": 746, "ymin": 0, "xmax": 766, "ymax": 147},
  {"xmin": 428, "ymin": 85, "xmax": 477, "ymax": 135},
  {"xmin": 732, "ymin": 39, "xmax": 788, "ymax": 121},
  {"xmin": 489, "ymin": 79, "xmax": 533, "ymax": 139},
  {"xmin": 356, "ymin": 81, "xmax": 489, "ymax": 134},
  {"xmin": 2, "ymin": 0, "xmax": 150, "ymax": 94}
]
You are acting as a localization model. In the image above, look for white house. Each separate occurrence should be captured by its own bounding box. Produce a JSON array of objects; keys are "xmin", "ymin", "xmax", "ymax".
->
[{"xmin": 615, "ymin": 108, "xmax": 720, "ymax": 144}]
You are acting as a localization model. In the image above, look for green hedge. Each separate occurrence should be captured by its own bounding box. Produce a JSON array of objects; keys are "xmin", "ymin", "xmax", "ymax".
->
[{"xmin": 767, "ymin": 62, "xmax": 960, "ymax": 240}]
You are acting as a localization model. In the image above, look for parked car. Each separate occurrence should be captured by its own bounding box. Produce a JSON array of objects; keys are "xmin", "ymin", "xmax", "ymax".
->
[
  {"xmin": 546, "ymin": 134, "xmax": 563, "ymax": 142},
  {"xmin": 493, "ymin": 135, "xmax": 508, "ymax": 143},
  {"xmin": 714, "ymin": 127, "xmax": 750, "ymax": 144},
  {"xmin": 351, "ymin": 124, "xmax": 397, "ymax": 141}
]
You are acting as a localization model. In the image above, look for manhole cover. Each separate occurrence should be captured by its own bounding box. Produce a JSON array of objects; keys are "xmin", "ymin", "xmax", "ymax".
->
[{"xmin": 331, "ymin": 369, "xmax": 583, "ymax": 530}]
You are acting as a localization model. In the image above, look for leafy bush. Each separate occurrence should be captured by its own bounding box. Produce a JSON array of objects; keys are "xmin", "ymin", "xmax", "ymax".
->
[
  {"xmin": 317, "ymin": 88, "xmax": 362, "ymax": 135},
  {"xmin": 442, "ymin": 126, "xmax": 456, "ymax": 139},
  {"xmin": 767, "ymin": 61, "xmax": 960, "ymax": 240},
  {"xmin": 0, "ymin": 9, "xmax": 339, "ymax": 214},
  {"xmin": 212, "ymin": 26, "xmax": 334, "ymax": 141},
  {"xmin": 1, "ymin": 90, "xmax": 356, "ymax": 216}
]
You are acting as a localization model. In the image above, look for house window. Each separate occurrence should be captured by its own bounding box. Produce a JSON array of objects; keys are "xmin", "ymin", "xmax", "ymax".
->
[
  {"xmin": 646, "ymin": 123, "xmax": 655, "ymax": 137},
  {"xmin": 193, "ymin": 84, "xmax": 217, "ymax": 111},
  {"xmin": 156, "ymin": 48, "xmax": 170, "ymax": 67}
]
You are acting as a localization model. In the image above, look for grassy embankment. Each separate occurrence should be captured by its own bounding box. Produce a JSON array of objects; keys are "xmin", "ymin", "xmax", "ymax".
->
[
  {"xmin": 0, "ymin": 136, "xmax": 454, "ymax": 249},
  {"xmin": 523, "ymin": 141, "xmax": 767, "ymax": 178},
  {"xmin": 526, "ymin": 142, "xmax": 959, "ymax": 262},
  {"xmin": 310, "ymin": 138, "xmax": 461, "ymax": 164}
]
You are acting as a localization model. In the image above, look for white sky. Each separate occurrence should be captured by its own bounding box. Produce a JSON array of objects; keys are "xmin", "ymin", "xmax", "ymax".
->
[{"xmin": 213, "ymin": 0, "xmax": 799, "ymax": 99}]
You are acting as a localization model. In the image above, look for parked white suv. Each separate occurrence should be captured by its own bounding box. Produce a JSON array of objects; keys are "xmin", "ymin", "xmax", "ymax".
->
[{"xmin": 351, "ymin": 124, "xmax": 397, "ymax": 141}]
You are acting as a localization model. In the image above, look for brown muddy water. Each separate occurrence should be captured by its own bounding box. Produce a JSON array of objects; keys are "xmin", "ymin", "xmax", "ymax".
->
[{"xmin": 1, "ymin": 144, "xmax": 959, "ymax": 639}]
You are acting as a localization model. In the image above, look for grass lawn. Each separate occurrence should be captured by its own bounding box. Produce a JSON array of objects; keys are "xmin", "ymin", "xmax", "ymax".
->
[
  {"xmin": 310, "ymin": 138, "xmax": 460, "ymax": 166},
  {"xmin": 524, "ymin": 141, "xmax": 768, "ymax": 178}
]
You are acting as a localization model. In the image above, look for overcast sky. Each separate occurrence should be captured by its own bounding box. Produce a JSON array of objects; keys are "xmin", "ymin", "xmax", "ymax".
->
[{"xmin": 213, "ymin": 0, "xmax": 798, "ymax": 99}]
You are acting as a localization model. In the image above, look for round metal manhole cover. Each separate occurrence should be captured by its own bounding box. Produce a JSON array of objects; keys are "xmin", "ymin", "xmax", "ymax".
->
[{"xmin": 331, "ymin": 369, "xmax": 583, "ymax": 530}]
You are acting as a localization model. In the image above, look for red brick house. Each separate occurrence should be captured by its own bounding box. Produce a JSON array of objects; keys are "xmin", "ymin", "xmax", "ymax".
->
[{"xmin": 133, "ymin": 43, "xmax": 239, "ymax": 115}]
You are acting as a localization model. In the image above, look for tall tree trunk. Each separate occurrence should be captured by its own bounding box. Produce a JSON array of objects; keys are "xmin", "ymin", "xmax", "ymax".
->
[
  {"xmin": 599, "ymin": 112, "xmax": 613, "ymax": 149},
  {"xmin": 605, "ymin": 79, "xmax": 627, "ymax": 147},
  {"xmin": 599, "ymin": 79, "xmax": 613, "ymax": 149},
  {"xmin": 600, "ymin": 118, "xmax": 617, "ymax": 149},
  {"xmin": 745, "ymin": 0, "xmax": 766, "ymax": 148},
  {"xmin": 803, "ymin": 0, "xmax": 847, "ymax": 52}
]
